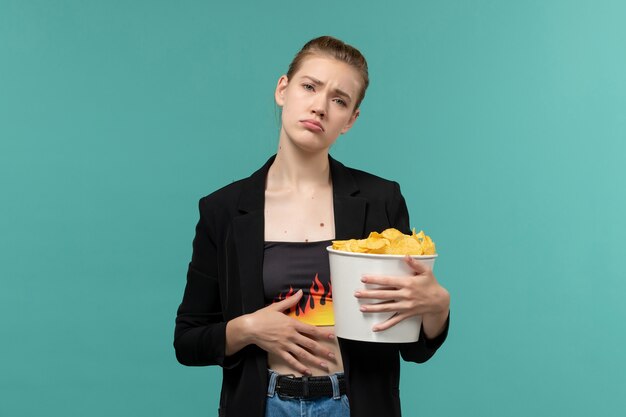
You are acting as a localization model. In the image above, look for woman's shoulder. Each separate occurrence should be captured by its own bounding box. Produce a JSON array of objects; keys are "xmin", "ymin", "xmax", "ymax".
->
[
  {"xmin": 197, "ymin": 177, "xmax": 251, "ymax": 217},
  {"xmin": 331, "ymin": 157, "xmax": 401, "ymax": 195},
  {"xmin": 349, "ymin": 166, "xmax": 399, "ymax": 187},
  {"xmin": 200, "ymin": 178, "xmax": 245, "ymax": 204},
  {"xmin": 198, "ymin": 156, "xmax": 272, "ymax": 213}
]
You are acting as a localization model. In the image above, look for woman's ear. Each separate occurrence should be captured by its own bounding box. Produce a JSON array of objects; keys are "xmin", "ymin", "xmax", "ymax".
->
[{"xmin": 274, "ymin": 75, "xmax": 289, "ymax": 107}]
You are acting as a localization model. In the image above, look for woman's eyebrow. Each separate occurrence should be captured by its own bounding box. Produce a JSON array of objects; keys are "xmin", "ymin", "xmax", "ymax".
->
[{"xmin": 301, "ymin": 75, "xmax": 353, "ymax": 102}]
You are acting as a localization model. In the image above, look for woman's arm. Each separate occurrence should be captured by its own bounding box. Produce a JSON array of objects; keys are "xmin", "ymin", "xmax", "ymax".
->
[{"xmin": 174, "ymin": 199, "xmax": 231, "ymax": 367}]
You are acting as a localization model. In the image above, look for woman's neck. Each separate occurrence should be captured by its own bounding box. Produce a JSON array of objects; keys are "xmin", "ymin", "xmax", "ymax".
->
[{"xmin": 268, "ymin": 140, "xmax": 331, "ymax": 190}]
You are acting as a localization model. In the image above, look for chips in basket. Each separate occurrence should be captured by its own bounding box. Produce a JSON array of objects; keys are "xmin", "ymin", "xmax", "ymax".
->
[{"xmin": 332, "ymin": 228, "xmax": 436, "ymax": 255}]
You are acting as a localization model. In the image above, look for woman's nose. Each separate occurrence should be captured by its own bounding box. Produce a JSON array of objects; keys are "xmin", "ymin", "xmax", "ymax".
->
[
  {"xmin": 311, "ymin": 96, "xmax": 327, "ymax": 118},
  {"xmin": 312, "ymin": 108, "xmax": 325, "ymax": 118}
]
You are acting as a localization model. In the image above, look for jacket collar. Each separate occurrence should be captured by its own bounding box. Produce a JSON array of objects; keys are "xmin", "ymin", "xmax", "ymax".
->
[{"xmin": 237, "ymin": 154, "xmax": 362, "ymax": 218}]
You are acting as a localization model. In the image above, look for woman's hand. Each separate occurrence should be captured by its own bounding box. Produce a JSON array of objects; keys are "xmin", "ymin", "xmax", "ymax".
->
[
  {"xmin": 226, "ymin": 290, "xmax": 336, "ymax": 376},
  {"xmin": 354, "ymin": 255, "xmax": 450, "ymax": 338}
]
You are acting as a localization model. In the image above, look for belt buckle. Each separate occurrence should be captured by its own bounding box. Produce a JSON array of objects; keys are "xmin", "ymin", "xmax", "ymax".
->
[{"xmin": 275, "ymin": 374, "xmax": 297, "ymax": 399}]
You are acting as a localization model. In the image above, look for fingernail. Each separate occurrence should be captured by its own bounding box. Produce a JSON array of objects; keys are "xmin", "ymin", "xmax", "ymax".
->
[
  {"xmin": 360, "ymin": 306, "xmax": 367, "ymax": 312},
  {"xmin": 328, "ymin": 333, "xmax": 335, "ymax": 339},
  {"xmin": 320, "ymin": 362, "xmax": 328, "ymax": 369},
  {"xmin": 361, "ymin": 277, "xmax": 368, "ymax": 283},
  {"xmin": 372, "ymin": 326, "xmax": 379, "ymax": 332},
  {"xmin": 354, "ymin": 291, "xmax": 361, "ymax": 297},
  {"xmin": 328, "ymin": 352, "xmax": 336, "ymax": 359}
]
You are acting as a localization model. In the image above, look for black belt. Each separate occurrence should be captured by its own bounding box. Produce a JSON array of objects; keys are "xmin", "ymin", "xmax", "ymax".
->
[{"xmin": 275, "ymin": 374, "xmax": 346, "ymax": 399}]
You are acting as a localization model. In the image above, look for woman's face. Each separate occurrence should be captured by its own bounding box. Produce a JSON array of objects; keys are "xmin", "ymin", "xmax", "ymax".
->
[{"xmin": 275, "ymin": 55, "xmax": 362, "ymax": 153}]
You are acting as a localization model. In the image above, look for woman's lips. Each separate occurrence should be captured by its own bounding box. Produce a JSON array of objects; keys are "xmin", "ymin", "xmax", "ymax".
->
[{"xmin": 300, "ymin": 120, "xmax": 324, "ymax": 132}]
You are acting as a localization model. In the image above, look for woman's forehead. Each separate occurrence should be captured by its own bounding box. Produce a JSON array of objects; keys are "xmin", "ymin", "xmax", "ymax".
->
[{"xmin": 292, "ymin": 56, "xmax": 362, "ymax": 95}]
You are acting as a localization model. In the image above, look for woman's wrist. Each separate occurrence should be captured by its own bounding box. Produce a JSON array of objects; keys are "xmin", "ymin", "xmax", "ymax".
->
[
  {"xmin": 421, "ymin": 308, "xmax": 449, "ymax": 340},
  {"xmin": 421, "ymin": 286, "xmax": 450, "ymax": 339},
  {"xmin": 225, "ymin": 314, "xmax": 254, "ymax": 356}
]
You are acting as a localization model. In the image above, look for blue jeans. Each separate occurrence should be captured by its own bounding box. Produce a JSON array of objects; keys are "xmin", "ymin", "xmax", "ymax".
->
[{"xmin": 265, "ymin": 370, "xmax": 351, "ymax": 417}]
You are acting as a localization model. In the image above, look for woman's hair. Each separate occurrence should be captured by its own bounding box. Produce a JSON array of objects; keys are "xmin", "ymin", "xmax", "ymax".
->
[{"xmin": 286, "ymin": 36, "xmax": 369, "ymax": 111}]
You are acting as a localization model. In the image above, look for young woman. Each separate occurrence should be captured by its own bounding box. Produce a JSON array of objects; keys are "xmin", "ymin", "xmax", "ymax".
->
[{"xmin": 174, "ymin": 36, "xmax": 450, "ymax": 417}]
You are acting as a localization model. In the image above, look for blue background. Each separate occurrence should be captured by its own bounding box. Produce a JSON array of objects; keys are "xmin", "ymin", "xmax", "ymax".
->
[{"xmin": 1, "ymin": 1, "xmax": 625, "ymax": 416}]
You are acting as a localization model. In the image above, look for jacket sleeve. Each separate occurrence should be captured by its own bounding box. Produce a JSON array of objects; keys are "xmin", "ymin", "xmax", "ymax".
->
[
  {"xmin": 387, "ymin": 182, "xmax": 450, "ymax": 363},
  {"xmin": 173, "ymin": 198, "xmax": 235, "ymax": 367}
]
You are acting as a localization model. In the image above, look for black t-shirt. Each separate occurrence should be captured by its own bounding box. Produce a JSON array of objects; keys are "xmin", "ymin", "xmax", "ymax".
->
[{"xmin": 263, "ymin": 240, "xmax": 334, "ymax": 326}]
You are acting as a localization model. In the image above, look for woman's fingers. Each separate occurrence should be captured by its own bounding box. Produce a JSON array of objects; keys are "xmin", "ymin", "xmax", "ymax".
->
[
  {"xmin": 355, "ymin": 288, "xmax": 403, "ymax": 300},
  {"xmin": 288, "ymin": 342, "xmax": 331, "ymax": 371},
  {"xmin": 361, "ymin": 274, "xmax": 403, "ymax": 286},
  {"xmin": 354, "ymin": 259, "xmax": 446, "ymax": 332},
  {"xmin": 359, "ymin": 300, "xmax": 406, "ymax": 313},
  {"xmin": 404, "ymin": 255, "xmax": 429, "ymax": 273},
  {"xmin": 279, "ymin": 342, "xmax": 332, "ymax": 375},
  {"xmin": 292, "ymin": 324, "xmax": 337, "ymax": 362},
  {"xmin": 296, "ymin": 321, "xmax": 335, "ymax": 340},
  {"xmin": 279, "ymin": 350, "xmax": 311, "ymax": 376},
  {"xmin": 249, "ymin": 307, "xmax": 336, "ymax": 373},
  {"xmin": 372, "ymin": 312, "xmax": 409, "ymax": 332},
  {"xmin": 270, "ymin": 289, "xmax": 303, "ymax": 311},
  {"xmin": 271, "ymin": 330, "xmax": 333, "ymax": 375}
]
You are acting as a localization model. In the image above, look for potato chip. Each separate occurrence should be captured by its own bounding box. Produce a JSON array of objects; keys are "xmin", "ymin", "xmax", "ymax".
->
[
  {"xmin": 332, "ymin": 228, "xmax": 436, "ymax": 255},
  {"xmin": 381, "ymin": 228, "xmax": 405, "ymax": 241}
]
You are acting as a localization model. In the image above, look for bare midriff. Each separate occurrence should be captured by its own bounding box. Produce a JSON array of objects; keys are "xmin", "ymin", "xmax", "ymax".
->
[{"xmin": 267, "ymin": 325, "xmax": 344, "ymax": 376}]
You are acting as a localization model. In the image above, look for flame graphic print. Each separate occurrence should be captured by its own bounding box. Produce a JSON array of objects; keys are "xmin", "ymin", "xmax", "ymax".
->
[{"xmin": 274, "ymin": 273, "xmax": 334, "ymax": 326}]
